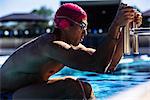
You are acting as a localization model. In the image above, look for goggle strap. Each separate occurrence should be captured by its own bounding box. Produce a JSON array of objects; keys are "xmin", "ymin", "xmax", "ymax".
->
[{"xmin": 55, "ymin": 16, "xmax": 81, "ymax": 26}]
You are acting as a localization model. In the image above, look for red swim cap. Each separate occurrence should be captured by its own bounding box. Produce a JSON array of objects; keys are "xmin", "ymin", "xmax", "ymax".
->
[{"xmin": 54, "ymin": 3, "xmax": 87, "ymax": 29}]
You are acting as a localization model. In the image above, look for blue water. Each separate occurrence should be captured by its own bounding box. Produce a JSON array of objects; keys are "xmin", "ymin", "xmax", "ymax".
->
[{"xmin": 0, "ymin": 55, "xmax": 150, "ymax": 99}]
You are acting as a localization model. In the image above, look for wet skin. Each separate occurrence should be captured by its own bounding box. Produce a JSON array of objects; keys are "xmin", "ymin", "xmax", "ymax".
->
[{"xmin": 0, "ymin": 4, "xmax": 142, "ymax": 98}]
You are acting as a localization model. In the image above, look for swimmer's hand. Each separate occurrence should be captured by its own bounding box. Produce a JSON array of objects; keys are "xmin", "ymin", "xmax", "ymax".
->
[
  {"xmin": 53, "ymin": 41, "xmax": 95, "ymax": 55},
  {"xmin": 108, "ymin": 3, "xmax": 142, "ymax": 40},
  {"xmin": 114, "ymin": 3, "xmax": 142, "ymax": 27},
  {"xmin": 134, "ymin": 11, "xmax": 142, "ymax": 27},
  {"xmin": 114, "ymin": 3, "xmax": 135, "ymax": 27},
  {"xmin": 53, "ymin": 41, "xmax": 71, "ymax": 49}
]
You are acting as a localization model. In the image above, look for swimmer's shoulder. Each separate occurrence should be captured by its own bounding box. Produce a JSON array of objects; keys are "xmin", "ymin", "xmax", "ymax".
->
[
  {"xmin": 24, "ymin": 33, "xmax": 56, "ymax": 46},
  {"xmin": 37, "ymin": 33, "xmax": 57, "ymax": 42}
]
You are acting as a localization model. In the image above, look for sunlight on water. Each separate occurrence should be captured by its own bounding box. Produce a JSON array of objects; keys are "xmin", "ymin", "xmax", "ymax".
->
[
  {"xmin": 119, "ymin": 58, "xmax": 134, "ymax": 64},
  {"xmin": 140, "ymin": 55, "xmax": 150, "ymax": 61}
]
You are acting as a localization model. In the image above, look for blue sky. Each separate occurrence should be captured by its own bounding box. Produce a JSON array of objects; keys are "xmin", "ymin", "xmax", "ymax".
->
[{"xmin": 0, "ymin": 0, "xmax": 150, "ymax": 17}]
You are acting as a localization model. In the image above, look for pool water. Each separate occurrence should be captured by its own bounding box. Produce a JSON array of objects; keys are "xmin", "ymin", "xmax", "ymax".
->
[{"xmin": 0, "ymin": 55, "xmax": 150, "ymax": 99}]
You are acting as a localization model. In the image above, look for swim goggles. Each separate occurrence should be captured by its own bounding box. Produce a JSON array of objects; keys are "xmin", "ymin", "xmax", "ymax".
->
[{"xmin": 55, "ymin": 16, "xmax": 88, "ymax": 35}]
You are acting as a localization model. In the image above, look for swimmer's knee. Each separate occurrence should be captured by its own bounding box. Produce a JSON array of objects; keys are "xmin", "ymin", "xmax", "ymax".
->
[
  {"xmin": 81, "ymin": 81, "xmax": 93, "ymax": 99},
  {"xmin": 48, "ymin": 77, "xmax": 93, "ymax": 99},
  {"xmin": 64, "ymin": 76, "xmax": 77, "ymax": 80},
  {"xmin": 47, "ymin": 76, "xmax": 76, "ymax": 83},
  {"xmin": 63, "ymin": 77, "xmax": 93, "ymax": 99},
  {"xmin": 63, "ymin": 76, "xmax": 77, "ymax": 82},
  {"xmin": 63, "ymin": 77, "xmax": 92, "ymax": 91}
]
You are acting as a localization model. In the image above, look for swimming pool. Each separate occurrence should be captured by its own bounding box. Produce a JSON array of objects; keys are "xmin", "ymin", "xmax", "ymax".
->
[{"xmin": 0, "ymin": 55, "xmax": 150, "ymax": 99}]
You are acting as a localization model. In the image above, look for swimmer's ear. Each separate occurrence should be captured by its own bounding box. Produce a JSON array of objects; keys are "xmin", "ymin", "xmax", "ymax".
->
[{"xmin": 59, "ymin": 19, "xmax": 70, "ymax": 30}]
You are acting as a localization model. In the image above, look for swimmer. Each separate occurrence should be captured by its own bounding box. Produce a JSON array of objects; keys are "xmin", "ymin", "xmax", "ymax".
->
[{"xmin": 0, "ymin": 3, "xmax": 142, "ymax": 99}]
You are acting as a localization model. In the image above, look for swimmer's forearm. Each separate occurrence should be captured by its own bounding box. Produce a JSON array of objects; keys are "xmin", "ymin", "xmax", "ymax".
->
[
  {"xmin": 93, "ymin": 37, "xmax": 117, "ymax": 72},
  {"xmin": 105, "ymin": 33, "xmax": 123, "ymax": 72},
  {"xmin": 93, "ymin": 22, "xmax": 121, "ymax": 73}
]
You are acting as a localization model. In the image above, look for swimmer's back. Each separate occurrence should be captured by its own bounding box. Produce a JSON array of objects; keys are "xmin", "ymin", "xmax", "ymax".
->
[{"xmin": 0, "ymin": 33, "xmax": 56, "ymax": 91}]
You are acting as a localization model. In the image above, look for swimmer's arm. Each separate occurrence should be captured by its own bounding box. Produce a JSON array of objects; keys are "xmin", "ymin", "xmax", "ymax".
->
[
  {"xmin": 105, "ymin": 31, "xmax": 123, "ymax": 73},
  {"xmin": 78, "ymin": 42, "xmax": 120, "ymax": 73},
  {"xmin": 44, "ymin": 41, "xmax": 101, "ymax": 73},
  {"xmin": 44, "ymin": 23, "xmax": 120, "ymax": 73},
  {"xmin": 91, "ymin": 22, "xmax": 121, "ymax": 73},
  {"xmin": 44, "ymin": 34, "xmax": 119, "ymax": 74},
  {"xmin": 75, "ymin": 32, "xmax": 121, "ymax": 73},
  {"xmin": 44, "ymin": 21, "xmax": 120, "ymax": 73}
]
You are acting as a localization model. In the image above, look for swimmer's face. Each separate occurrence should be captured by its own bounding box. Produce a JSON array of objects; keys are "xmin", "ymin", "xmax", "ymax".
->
[{"xmin": 66, "ymin": 19, "xmax": 88, "ymax": 46}]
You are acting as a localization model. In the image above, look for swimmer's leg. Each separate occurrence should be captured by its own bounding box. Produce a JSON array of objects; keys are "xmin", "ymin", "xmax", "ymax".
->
[{"xmin": 12, "ymin": 76, "xmax": 95, "ymax": 99}]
